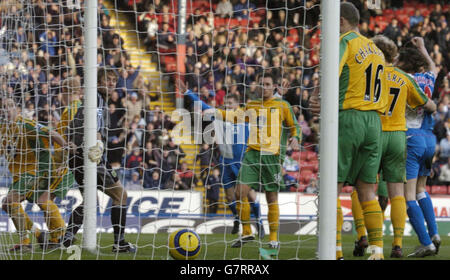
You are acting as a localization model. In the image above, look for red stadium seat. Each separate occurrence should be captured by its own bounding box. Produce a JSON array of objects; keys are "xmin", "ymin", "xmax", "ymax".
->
[
  {"xmin": 297, "ymin": 184, "xmax": 307, "ymax": 193},
  {"xmin": 287, "ymin": 171, "xmax": 300, "ymax": 181},
  {"xmin": 300, "ymin": 170, "xmax": 314, "ymax": 185},
  {"xmin": 431, "ymin": 185, "xmax": 448, "ymax": 195},
  {"xmin": 306, "ymin": 151, "xmax": 317, "ymax": 162},
  {"xmin": 448, "ymin": 186, "xmax": 450, "ymax": 195},
  {"xmin": 426, "ymin": 185, "xmax": 432, "ymax": 193}
]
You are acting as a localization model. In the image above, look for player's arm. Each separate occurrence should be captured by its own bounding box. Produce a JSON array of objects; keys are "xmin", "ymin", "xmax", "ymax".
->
[
  {"xmin": 405, "ymin": 73, "xmax": 436, "ymax": 113},
  {"xmin": 283, "ymin": 101, "xmax": 302, "ymax": 150},
  {"xmin": 411, "ymin": 37, "xmax": 438, "ymax": 77}
]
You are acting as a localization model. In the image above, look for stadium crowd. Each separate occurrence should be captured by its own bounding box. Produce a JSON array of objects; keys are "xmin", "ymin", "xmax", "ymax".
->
[{"xmin": 0, "ymin": 0, "xmax": 449, "ymax": 194}]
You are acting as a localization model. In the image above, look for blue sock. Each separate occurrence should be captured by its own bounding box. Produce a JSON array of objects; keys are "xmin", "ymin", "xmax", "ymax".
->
[
  {"xmin": 250, "ymin": 201, "xmax": 261, "ymax": 222},
  {"xmin": 228, "ymin": 200, "xmax": 237, "ymax": 217},
  {"xmin": 417, "ymin": 192, "xmax": 438, "ymax": 238},
  {"xmin": 406, "ymin": 200, "xmax": 432, "ymax": 246}
]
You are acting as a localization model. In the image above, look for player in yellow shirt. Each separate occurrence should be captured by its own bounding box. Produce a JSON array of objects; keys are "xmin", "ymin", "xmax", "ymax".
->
[
  {"xmin": 216, "ymin": 74, "xmax": 301, "ymax": 250},
  {"xmin": 351, "ymin": 35, "xmax": 436, "ymax": 258},
  {"xmin": 311, "ymin": 2, "xmax": 388, "ymax": 260},
  {"xmin": 0, "ymin": 97, "xmax": 73, "ymax": 252}
]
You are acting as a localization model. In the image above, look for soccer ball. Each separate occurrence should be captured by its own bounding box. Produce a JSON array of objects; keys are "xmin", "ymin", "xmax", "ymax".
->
[{"xmin": 168, "ymin": 229, "xmax": 202, "ymax": 260}]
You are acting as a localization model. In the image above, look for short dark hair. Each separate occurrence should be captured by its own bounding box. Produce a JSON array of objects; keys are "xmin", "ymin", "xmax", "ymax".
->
[
  {"xmin": 341, "ymin": 2, "xmax": 360, "ymax": 27},
  {"xmin": 97, "ymin": 66, "xmax": 117, "ymax": 83},
  {"xmin": 397, "ymin": 47, "xmax": 428, "ymax": 73}
]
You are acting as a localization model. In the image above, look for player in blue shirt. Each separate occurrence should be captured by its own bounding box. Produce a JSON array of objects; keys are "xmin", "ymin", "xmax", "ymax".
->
[
  {"xmin": 180, "ymin": 81, "xmax": 265, "ymax": 243},
  {"xmin": 398, "ymin": 37, "xmax": 440, "ymax": 257}
]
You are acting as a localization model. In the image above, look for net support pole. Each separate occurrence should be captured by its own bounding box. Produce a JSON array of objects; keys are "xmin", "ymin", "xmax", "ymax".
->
[
  {"xmin": 318, "ymin": 0, "xmax": 340, "ymax": 260},
  {"xmin": 82, "ymin": 0, "xmax": 98, "ymax": 252},
  {"xmin": 176, "ymin": 0, "xmax": 187, "ymax": 109}
]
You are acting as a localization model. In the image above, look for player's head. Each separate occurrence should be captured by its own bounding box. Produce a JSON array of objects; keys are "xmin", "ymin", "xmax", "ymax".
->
[
  {"xmin": 98, "ymin": 66, "xmax": 118, "ymax": 99},
  {"xmin": 61, "ymin": 77, "xmax": 82, "ymax": 105},
  {"xmin": 371, "ymin": 35, "xmax": 398, "ymax": 64},
  {"xmin": 1, "ymin": 98, "xmax": 18, "ymax": 123},
  {"xmin": 340, "ymin": 2, "xmax": 360, "ymax": 34},
  {"xmin": 224, "ymin": 95, "xmax": 239, "ymax": 110},
  {"xmin": 257, "ymin": 74, "xmax": 275, "ymax": 100},
  {"xmin": 395, "ymin": 47, "xmax": 428, "ymax": 74}
]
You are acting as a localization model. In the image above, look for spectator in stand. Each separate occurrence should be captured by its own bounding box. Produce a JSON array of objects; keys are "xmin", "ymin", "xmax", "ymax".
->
[
  {"xmin": 125, "ymin": 171, "xmax": 143, "ymax": 191},
  {"xmin": 439, "ymin": 131, "xmax": 450, "ymax": 163},
  {"xmin": 124, "ymin": 147, "xmax": 144, "ymax": 181},
  {"xmin": 305, "ymin": 177, "xmax": 318, "ymax": 194},
  {"xmin": 216, "ymin": 0, "xmax": 233, "ymax": 18},
  {"xmin": 116, "ymin": 65, "xmax": 141, "ymax": 98},
  {"xmin": 233, "ymin": 0, "xmax": 256, "ymax": 20},
  {"xmin": 176, "ymin": 162, "xmax": 197, "ymax": 189},
  {"xmin": 157, "ymin": 22, "xmax": 175, "ymax": 51},
  {"xmin": 123, "ymin": 91, "xmax": 143, "ymax": 123},
  {"xmin": 205, "ymin": 167, "xmax": 221, "ymax": 214},
  {"xmin": 196, "ymin": 143, "xmax": 216, "ymax": 184},
  {"xmin": 143, "ymin": 170, "xmax": 161, "ymax": 190},
  {"xmin": 164, "ymin": 173, "xmax": 189, "ymax": 190},
  {"xmin": 410, "ymin": 10, "xmax": 425, "ymax": 28},
  {"xmin": 438, "ymin": 157, "xmax": 450, "ymax": 186},
  {"xmin": 282, "ymin": 168, "xmax": 298, "ymax": 192},
  {"xmin": 383, "ymin": 18, "xmax": 401, "ymax": 41}
]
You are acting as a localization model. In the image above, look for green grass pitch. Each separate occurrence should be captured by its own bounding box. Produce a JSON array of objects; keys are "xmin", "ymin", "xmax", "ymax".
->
[{"xmin": 3, "ymin": 233, "xmax": 450, "ymax": 260}]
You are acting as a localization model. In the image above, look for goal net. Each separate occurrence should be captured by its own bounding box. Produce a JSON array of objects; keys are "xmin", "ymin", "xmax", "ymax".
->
[{"xmin": 0, "ymin": 0, "xmax": 326, "ymax": 260}]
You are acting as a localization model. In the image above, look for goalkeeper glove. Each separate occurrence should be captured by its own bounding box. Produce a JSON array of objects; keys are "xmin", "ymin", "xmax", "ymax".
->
[{"xmin": 88, "ymin": 140, "xmax": 104, "ymax": 164}]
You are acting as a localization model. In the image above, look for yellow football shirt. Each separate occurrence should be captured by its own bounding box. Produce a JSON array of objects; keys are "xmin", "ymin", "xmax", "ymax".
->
[
  {"xmin": 0, "ymin": 116, "xmax": 51, "ymax": 180},
  {"xmin": 218, "ymin": 98, "xmax": 301, "ymax": 155},
  {"xmin": 339, "ymin": 31, "xmax": 388, "ymax": 113},
  {"xmin": 379, "ymin": 66, "xmax": 429, "ymax": 131}
]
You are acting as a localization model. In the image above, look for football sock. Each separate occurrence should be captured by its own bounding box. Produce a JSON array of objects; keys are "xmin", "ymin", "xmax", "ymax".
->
[
  {"xmin": 361, "ymin": 199, "xmax": 383, "ymax": 248},
  {"xmin": 336, "ymin": 198, "xmax": 343, "ymax": 259},
  {"xmin": 351, "ymin": 190, "xmax": 366, "ymax": 239},
  {"xmin": 9, "ymin": 202, "xmax": 33, "ymax": 243},
  {"xmin": 64, "ymin": 204, "xmax": 84, "ymax": 242},
  {"xmin": 111, "ymin": 205, "xmax": 128, "ymax": 245},
  {"xmin": 406, "ymin": 200, "xmax": 433, "ymax": 246},
  {"xmin": 390, "ymin": 196, "xmax": 406, "ymax": 248},
  {"xmin": 40, "ymin": 200, "xmax": 66, "ymax": 242},
  {"xmin": 417, "ymin": 192, "xmax": 438, "ymax": 238},
  {"xmin": 268, "ymin": 202, "xmax": 279, "ymax": 242},
  {"xmin": 250, "ymin": 201, "xmax": 261, "ymax": 221},
  {"xmin": 237, "ymin": 198, "xmax": 252, "ymax": 236},
  {"xmin": 228, "ymin": 200, "xmax": 237, "ymax": 216}
]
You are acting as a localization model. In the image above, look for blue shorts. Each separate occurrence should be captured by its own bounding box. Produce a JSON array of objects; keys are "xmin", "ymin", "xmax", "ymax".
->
[
  {"xmin": 220, "ymin": 162, "xmax": 241, "ymax": 189},
  {"xmin": 405, "ymin": 129, "xmax": 436, "ymax": 180}
]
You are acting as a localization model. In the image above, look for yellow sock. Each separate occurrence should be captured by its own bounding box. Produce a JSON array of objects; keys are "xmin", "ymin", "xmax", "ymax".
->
[
  {"xmin": 390, "ymin": 196, "xmax": 406, "ymax": 248},
  {"xmin": 40, "ymin": 200, "xmax": 65, "ymax": 242},
  {"xmin": 336, "ymin": 198, "xmax": 344, "ymax": 259},
  {"xmin": 237, "ymin": 197, "xmax": 252, "ymax": 236},
  {"xmin": 351, "ymin": 190, "xmax": 366, "ymax": 239},
  {"xmin": 8, "ymin": 202, "xmax": 34, "ymax": 243},
  {"xmin": 361, "ymin": 199, "xmax": 383, "ymax": 248},
  {"xmin": 268, "ymin": 203, "xmax": 279, "ymax": 242}
]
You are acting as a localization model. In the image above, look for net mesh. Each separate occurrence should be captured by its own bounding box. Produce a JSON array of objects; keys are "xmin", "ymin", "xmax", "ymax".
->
[{"xmin": 0, "ymin": 0, "xmax": 322, "ymax": 260}]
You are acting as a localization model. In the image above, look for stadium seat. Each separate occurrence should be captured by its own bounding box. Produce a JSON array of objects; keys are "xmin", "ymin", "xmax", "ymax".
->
[
  {"xmin": 426, "ymin": 185, "xmax": 432, "ymax": 193},
  {"xmin": 431, "ymin": 185, "xmax": 448, "ymax": 195},
  {"xmin": 300, "ymin": 170, "xmax": 314, "ymax": 185},
  {"xmin": 297, "ymin": 184, "xmax": 307, "ymax": 193},
  {"xmin": 300, "ymin": 161, "xmax": 316, "ymax": 172},
  {"xmin": 291, "ymin": 151, "xmax": 302, "ymax": 161}
]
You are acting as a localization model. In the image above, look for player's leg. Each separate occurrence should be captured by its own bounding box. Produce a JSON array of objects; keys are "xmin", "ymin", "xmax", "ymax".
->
[
  {"xmin": 221, "ymin": 163, "xmax": 240, "ymax": 234},
  {"xmin": 351, "ymin": 189, "xmax": 368, "ymax": 257},
  {"xmin": 381, "ymin": 131, "xmax": 407, "ymax": 258},
  {"xmin": 232, "ymin": 183, "xmax": 254, "ymax": 247},
  {"xmin": 101, "ymin": 166, "xmax": 135, "ymax": 253},
  {"xmin": 337, "ymin": 110, "xmax": 373, "ymax": 259},
  {"xmin": 36, "ymin": 170, "xmax": 73, "ymax": 248},
  {"xmin": 62, "ymin": 166, "xmax": 85, "ymax": 248},
  {"xmin": 265, "ymin": 191, "xmax": 279, "ymax": 249},
  {"xmin": 1, "ymin": 189, "xmax": 33, "ymax": 252},
  {"xmin": 416, "ymin": 176, "xmax": 440, "ymax": 253},
  {"xmin": 350, "ymin": 111, "xmax": 384, "ymax": 260},
  {"xmin": 247, "ymin": 189, "xmax": 264, "ymax": 239},
  {"xmin": 404, "ymin": 133, "xmax": 436, "ymax": 257},
  {"xmin": 417, "ymin": 132, "xmax": 440, "ymax": 253}
]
